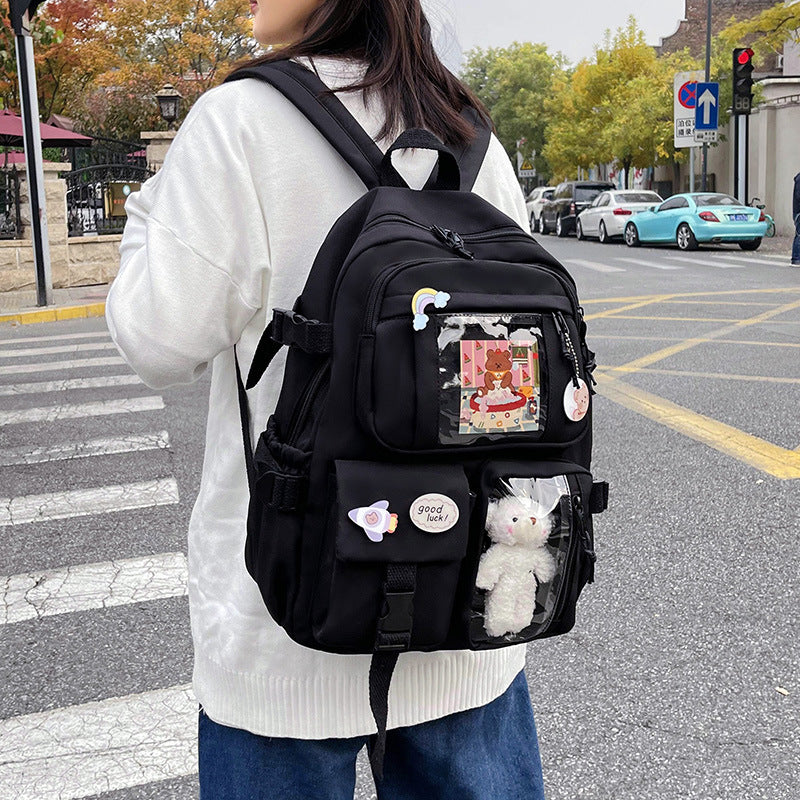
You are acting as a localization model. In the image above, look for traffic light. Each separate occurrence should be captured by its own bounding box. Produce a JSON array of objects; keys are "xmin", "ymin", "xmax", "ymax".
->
[
  {"xmin": 8, "ymin": 1, "xmax": 46, "ymax": 34},
  {"xmin": 732, "ymin": 47, "xmax": 755, "ymax": 115}
]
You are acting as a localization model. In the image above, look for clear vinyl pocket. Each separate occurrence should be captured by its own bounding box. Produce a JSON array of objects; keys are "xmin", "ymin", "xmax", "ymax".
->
[
  {"xmin": 313, "ymin": 460, "xmax": 471, "ymax": 652},
  {"xmin": 468, "ymin": 460, "xmax": 595, "ymax": 648},
  {"xmin": 356, "ymin": 302, "xmax": 590, "ymax": 453}
]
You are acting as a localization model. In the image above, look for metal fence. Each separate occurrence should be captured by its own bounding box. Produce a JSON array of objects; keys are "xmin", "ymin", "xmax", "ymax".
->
[
  {"xmin": 0, "ymin": 166, "xmax": 22, "ymax": 240},
  {"xmin": 63, "ymin": 162, "xmax": 155, "ymax": 237}
]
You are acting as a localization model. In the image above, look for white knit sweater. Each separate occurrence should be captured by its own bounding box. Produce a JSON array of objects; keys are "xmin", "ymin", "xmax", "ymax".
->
[{"xmin": 106, "ymin": 56, "xmax": 530, "ymax": 738}]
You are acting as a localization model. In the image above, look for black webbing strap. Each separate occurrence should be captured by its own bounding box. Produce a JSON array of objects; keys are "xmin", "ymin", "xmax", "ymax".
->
[
  {"xmin": 368, "ymin": 564, "xmax": 417, "ymax": 779},
  {"xmin": 233, "ymin": 344, "xmax": 257, "ymax": 495},
  {"xmin": 589, "ymin": 481, "xmax": 609, "ymax": 514},
  {"xmin": 223, "ymin": 58, "xmax": 492, "ymax": 193}
]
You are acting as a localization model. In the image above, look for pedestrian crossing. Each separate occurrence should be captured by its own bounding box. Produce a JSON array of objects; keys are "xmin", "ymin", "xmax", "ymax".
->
[
  {"xmin": 557, "ymin": 248, "xmax": 792, "ymax": 274},
  {"xmin": 0, "ymin": 321, "xmax": 196, "ymax": 799}
]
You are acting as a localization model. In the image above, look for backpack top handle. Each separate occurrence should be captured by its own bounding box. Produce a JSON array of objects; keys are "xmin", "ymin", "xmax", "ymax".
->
[
  {"xmin": 379, "ymin": 128, "xmax": 460, "ymax": 191},
  {"xmin": 224, "ymin": 58, "xmax": 491, "ymax": 193}
]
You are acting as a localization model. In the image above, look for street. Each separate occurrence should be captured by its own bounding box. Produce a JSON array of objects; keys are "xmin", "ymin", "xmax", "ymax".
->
[{"xmin": 0, "ymin": 238, "xmax": 798, "ymax": 800}]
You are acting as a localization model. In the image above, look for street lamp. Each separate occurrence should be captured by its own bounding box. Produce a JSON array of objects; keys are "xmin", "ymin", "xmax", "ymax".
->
[{"xmin": 156, "ymin": 84, "xmax": 182, "ymax": 130}]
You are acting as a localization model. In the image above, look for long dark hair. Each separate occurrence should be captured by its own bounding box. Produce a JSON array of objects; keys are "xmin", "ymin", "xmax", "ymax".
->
[{"xmin": 225, "ymin": 0, "xmax": 493, "ymax": 149}]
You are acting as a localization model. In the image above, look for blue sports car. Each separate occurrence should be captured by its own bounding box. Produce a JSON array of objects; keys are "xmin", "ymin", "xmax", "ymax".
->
[{"xmin": 623, "ymin": 193, "xmax": 768, "ymax": 251}]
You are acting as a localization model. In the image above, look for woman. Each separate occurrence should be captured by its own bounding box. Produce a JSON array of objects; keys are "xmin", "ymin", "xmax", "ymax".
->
[{"xmin": 106, "ymin": 1, "xmax": 546, "ymax": 797}]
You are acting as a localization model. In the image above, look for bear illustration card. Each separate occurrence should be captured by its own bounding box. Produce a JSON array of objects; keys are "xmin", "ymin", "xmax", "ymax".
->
[{"xmin": 436, "ymin": 313, "xmax": 547, "ymax": 445}]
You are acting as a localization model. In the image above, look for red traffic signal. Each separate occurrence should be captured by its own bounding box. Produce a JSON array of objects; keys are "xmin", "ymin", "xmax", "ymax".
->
[
  {"xmin": 732, "ymin": 47, "xmax": 755, "ymax": 115},
  {"xmin": 737, "ymin": 48, "xmax": 754, "ymax": 65}
]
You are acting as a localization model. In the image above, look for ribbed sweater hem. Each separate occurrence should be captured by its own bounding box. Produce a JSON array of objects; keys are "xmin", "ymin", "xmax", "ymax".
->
[{"xmin": 193, "ymin": 645, "xmax": 527, "ymax": 739}]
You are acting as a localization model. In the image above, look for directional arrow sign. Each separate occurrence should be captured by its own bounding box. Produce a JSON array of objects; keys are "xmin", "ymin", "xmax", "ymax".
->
[{"xmin": 695, "ymin": 82, "xmax": 719, "ymax": 131}]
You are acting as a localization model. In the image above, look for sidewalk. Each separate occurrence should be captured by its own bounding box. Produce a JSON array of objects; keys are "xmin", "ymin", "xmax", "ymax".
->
[{"xmin": 0, "ymin": 283, "xmax": 110, "ymax": 325}]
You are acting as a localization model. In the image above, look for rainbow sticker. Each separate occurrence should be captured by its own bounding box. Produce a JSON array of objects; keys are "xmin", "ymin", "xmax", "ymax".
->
[{"xmin": 412, "ymin": 287, "xmax": 450, "ymax": 331}]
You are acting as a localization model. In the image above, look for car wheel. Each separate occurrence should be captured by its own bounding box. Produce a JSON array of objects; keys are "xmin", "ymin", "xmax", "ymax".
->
[
  {"xmin": 599, "ymin": 220, "xmax": 609, "ymax": 244},
  {"xmin": 739, "ymin": 238, "xmax": 762, "ymax": 251},
  {"xmin": 676, "ymin": 223, "xmax": 698, "ymax": 251},
  {"xmin": 624, "ymin": 222, "xmax": 640, "ymax": 247},
  {"xmin": 539, "ymin": 215, "xmax": 549, "ymax": 235},
  {"xmin": 530, "ymin": 214, "xmax": 536, "ymax": 234},
  {"xmin": 556, "ymin": 215, "xmax": 568, "ymax": 237},
  {"xmin": 576, "ymin": 219, "xmax": 585, "ymax": 240}
]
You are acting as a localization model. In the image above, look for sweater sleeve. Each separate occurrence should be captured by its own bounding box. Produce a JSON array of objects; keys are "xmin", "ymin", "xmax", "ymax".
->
[
  {"xmin": 472, "ymin": 134, "xmax": 529, "ymax": 232},
  {"xmin": 105, "ymin": 86, "xmax": 269, "ymax": 390}
]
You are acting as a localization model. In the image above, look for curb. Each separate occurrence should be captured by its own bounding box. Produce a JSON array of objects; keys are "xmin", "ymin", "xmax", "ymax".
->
[{"xmin": 0, "ymin": 302, "xmax": 107, "ymax": 326}]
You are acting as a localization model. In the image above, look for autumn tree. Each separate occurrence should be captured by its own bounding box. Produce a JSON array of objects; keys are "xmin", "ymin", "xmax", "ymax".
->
[
  {"xmin": 461, "ymin": 42, "xmax": 566, "ymax": 177},
  {"xmin": 720, "ymin": 0, "xmax": 800, "ymax": 58}
]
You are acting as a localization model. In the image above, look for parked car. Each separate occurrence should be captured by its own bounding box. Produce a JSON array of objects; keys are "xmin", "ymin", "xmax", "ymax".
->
[
  {"xmin": 539, "ymin": 180, "xmax": 615, "ymax": 237},
  {"xmin": 623, "ymin": 193, "xmax": 768, "ymax": 251},
  {"xmin": 576, "ymin": 190, "xmax": 663, "ymax": 243},
  {"xmin": 525, "ymin": 185, "xmax": 555, "ymax": 233}
]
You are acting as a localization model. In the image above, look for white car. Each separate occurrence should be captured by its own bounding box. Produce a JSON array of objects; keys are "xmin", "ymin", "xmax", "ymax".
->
[
  {"xmin": 525, "ymin": 186, "xmax": 555, "ymax": 233},
  {"xmin": 576, "ymin": 189, "xmax": 663, "ymax": 243}
]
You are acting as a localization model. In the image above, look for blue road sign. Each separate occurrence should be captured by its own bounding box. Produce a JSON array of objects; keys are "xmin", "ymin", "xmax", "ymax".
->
[{"xmin": 695, "ymin": 82, "xmax": 719, "ymax": 130}]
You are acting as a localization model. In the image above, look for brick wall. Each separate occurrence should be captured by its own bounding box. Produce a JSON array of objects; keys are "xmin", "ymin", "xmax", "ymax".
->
[{"xmin": 658, "ymin": 0, "xmax": 780, "ymax": 72}]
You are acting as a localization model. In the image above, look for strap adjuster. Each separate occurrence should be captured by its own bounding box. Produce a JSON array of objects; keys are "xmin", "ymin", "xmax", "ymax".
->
[
  {"xmin": 257, "ymin": 469, "xmax": 307, "ymax": 512},
  {"xmin": 270, "ymin": 309, "xmax": 332, "ymax": 353},
  {"xmin": 375, "ymin": 591, "xmax": 414, "ymax": 651}
]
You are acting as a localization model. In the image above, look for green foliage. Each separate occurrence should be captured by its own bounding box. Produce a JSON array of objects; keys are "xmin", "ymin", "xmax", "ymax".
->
[
  {"xmin": 461, "ymin": 42, "xmax": 566, "ymax": 178},
  {"xmin": 719, "ymin": 1, "xmax": 800, "ymax": 58}
]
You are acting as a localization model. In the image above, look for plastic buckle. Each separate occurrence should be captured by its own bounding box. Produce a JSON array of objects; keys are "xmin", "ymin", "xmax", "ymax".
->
[{"xmin": 375, "ymin": 591, "xmax": 414, "ymax": 651}]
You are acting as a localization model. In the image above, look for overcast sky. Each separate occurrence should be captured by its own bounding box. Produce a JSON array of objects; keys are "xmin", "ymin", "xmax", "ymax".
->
[{"xmin": 429, "ymin": 0, "xmax": 688, "ymax": 66}]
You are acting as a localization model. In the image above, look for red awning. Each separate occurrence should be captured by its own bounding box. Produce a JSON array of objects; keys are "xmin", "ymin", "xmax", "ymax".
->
[{"xmin": 0, "ymin": 109, "xmax": 93, "ymax": 148}]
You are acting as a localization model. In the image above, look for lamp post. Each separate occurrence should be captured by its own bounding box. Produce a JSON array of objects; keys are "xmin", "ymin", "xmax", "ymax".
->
[
  {"xmin": 156, "ymin": 84, "xmax": 182, "ymax": 130},
  {"xmin": 702, "ymin": 0, "xmax": 712, "ymax": 192}
]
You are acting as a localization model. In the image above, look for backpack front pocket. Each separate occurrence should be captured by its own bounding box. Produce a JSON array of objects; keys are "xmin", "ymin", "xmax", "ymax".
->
[
  {"xmin": 313, "ymin": 460, "xmax": 471, "ymax": 652},
  {"xmin": 467, "ymin": 459, "xmax": 596, "ymax": 648}
]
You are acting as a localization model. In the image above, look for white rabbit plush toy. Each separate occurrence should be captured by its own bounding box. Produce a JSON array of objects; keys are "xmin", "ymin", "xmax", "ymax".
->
[{"xmin": 475, "ymin": 493, "xmax": 557, "ymax": 637}]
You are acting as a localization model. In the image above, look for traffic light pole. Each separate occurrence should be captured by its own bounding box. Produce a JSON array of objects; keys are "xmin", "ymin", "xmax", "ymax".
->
[{"xmin": 702, "ymin": 0, "xmax": 711, "ymax": 192}]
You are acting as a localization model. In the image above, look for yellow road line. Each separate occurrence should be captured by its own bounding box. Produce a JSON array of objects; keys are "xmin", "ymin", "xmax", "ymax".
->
[
  {"xmin": 671, "ymin": 300, "xmax": 782, "ymax": 307},
  {"xmin": 582, "ymin": 287, "xmax": 800, "ymax": 304},
  {"xmin": 602, "ymin": 315, "xmax": 744, "ymax": 323},
  {"xmin": 583, "ymin": 295, "xmax": 675, "ymax": 321},
  {"xmin": 596, "ymin": 375, "xmax": 800, "ymax": 480},
  {"xmin": 591, "ymin": 335, "xmax": 800, "ymax": 348},
  {"xmin": 598, "ymin": 366, "xmax": 800, "ymax": 385},
  {"xmin": 0, "ymin": 303, "xmax": 107, "ymax": 326},
  {"xmin": 611, "ymin": 297, "xmax": 800, "ymax": 373}
]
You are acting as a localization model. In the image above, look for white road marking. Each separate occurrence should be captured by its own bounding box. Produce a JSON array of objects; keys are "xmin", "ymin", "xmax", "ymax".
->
[
  {"xmin": 0, "ymin": 431, "xmax": 170, "ymax": 467},
  {"xmin": 617, "ymin": 257, "xmax": 683, "ymax": 271},
  {"xmin": 0, "ymin": 356, "xmax": 126, "ymax": 376},
  {"xmin": 0, "ymin": 330, "xmax": 110, "ymax": 345},
  {"xmin": 1, "ymin": 552, "xmax": 187, "ymax": 625},
  {"xmin": 565, "ymin": 259, "xmax": 626, "ymax": 273},
  {"xmin": 667, "ymin": 255, "xmax": 745, "ymax": 269},
  {"xmin": 0, "ymin": 684, "xmax": 196, "ymax": 800},
  {"xmin": 0, "ymin": 342, "xmax": 117, "ymax": 359},
  {"xmin": 710, "ymin": 253, "xmax": 780, "ymax": 266},
  {"xmin": 0, "ymin": 374, "xmax": 142, "ymax": 396},
  {"xmin": 0, "ymin": 395, "xmax": 163, "ymax": 426},
  {"xmin": 0, "ymin": 477, "xmax": 179, "ymax": 527},
  {"xmin": 756, "ymin": 253, "xmax": 792, "ymax": 262}
]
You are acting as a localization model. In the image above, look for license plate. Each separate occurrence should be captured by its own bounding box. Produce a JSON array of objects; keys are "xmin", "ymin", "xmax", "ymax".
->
[{"xmin": 729, "ymin": 214, "xmax": 748, "ymax": 221}]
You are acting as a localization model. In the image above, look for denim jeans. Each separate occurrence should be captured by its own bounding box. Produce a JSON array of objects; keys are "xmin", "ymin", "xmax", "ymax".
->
[
  {"xmin": 792, "ymin": 214, "xmax": 800, "ymax": 264},
  {"xmin": 198, "ymin": 669, "xmax": 546, "ymax": 800}
]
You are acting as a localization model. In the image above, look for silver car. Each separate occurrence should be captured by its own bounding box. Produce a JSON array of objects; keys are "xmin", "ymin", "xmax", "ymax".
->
[
  {"xmin": 525, "ymin": 186, "xmax": 555, "ymax": 233},
  {"xmin": 576, "ymin": 190, "xmax": 663, "ymax": 243}
]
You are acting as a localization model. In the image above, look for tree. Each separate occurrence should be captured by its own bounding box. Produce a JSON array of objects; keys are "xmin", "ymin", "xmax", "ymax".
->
[
  {"xmin": 461, "ymin": 42, "xmax": 566, "ymax": 178},
  {"xmin": 720, "ymin": 1, "xmax": 800, "ymax": 57}
]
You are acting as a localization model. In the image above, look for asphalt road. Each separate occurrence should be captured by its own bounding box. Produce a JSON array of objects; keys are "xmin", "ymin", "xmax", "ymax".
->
[{"xmin": 0, "ymin": 234, "xmax": 797, "ymax": 800}]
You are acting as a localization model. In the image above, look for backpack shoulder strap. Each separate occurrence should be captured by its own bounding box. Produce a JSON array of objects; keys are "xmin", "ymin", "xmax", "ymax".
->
[{"xmin": 223, "ymin": 58, "xmax": 491, "ymax": 192}]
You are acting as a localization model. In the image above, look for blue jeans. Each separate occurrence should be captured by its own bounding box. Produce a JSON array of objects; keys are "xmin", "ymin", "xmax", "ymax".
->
[
  {"xmin": 198, "ymin": 669, "xmax": 545, "ymax": 800},
  {"xmin": 792, "ymin": 214, "xmax": 800, "ymax": 264}
]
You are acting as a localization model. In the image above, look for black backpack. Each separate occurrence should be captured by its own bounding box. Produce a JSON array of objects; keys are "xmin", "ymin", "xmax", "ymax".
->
[{"xmin": 224, "ymin": 59, "xmax": 608, "ymax": 772}]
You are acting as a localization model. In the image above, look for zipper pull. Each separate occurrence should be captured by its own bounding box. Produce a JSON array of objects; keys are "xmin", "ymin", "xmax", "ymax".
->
[
  {"xmin": 554, "ymin": 312, "xmax": 581, "ymax": 389},
  {"xmin": 573, "ymin": 495, "xmax": 595, "ymax": 584},
  {"xmin": 430, "ymin": 225, "xmax": 475, "ymax": 259}
]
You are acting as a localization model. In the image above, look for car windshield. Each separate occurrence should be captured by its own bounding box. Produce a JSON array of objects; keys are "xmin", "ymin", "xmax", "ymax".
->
[
  {"xmin": 695, "ymin": 194, "xmax": 740, "ymax": 207},
  {"xmin": 543, "ymin": 190, "xmax": 554, "ymax": 200},
  {"xmin": 575, "ymin": 187, "xmax": 609, "ymax": 202},
  {"xmin": 614, "ymin": 192, "xmax": 661, "ymax": 204}
]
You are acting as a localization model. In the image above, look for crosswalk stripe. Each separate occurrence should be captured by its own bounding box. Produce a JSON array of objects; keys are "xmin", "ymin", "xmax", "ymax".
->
[
  {"xmin": 0, "ymin": 342, "xmax": 117, "ymax": 359},
  {"xmin": 0, "ymin": 477, "xmax": 179, "ymax": 526},
  {"xmin": 0, "ymin": 396, "xmax": 163, "ymax": 426},
  {"xmin": 617, "ymin": 257, "xmax": 683, "ymax": 271},
  {"xmin": 565, "ymin": 259, "xmax": 626, "ymax": 273},
  {"xmin": 667, "ymin": 255, "xmax": 745, "ymax": 269},
  {"xmin": 0, "ymin": 431, "xmax": 170, "ymax": 467},
  {"xmin": 1, "ymin": 551, "xmax": 187, "ymax": 625},
  {"xmin": 0, "ymin": 684, "xmax": 196, "ymax": 800},
  {"xmin": 756, "ymin": 252, "xmax": 791, "ymax": 262},
  {"xmin": 0, "ymin": 374, "xmax": 141, "ymax": 396},
  {"xmin": 0, "ymin": 330, "xmax": 110, "ymax": 345},
  {"xmin": 0, "ymin": 356, "xmax": 126, "ymax": 376}
]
